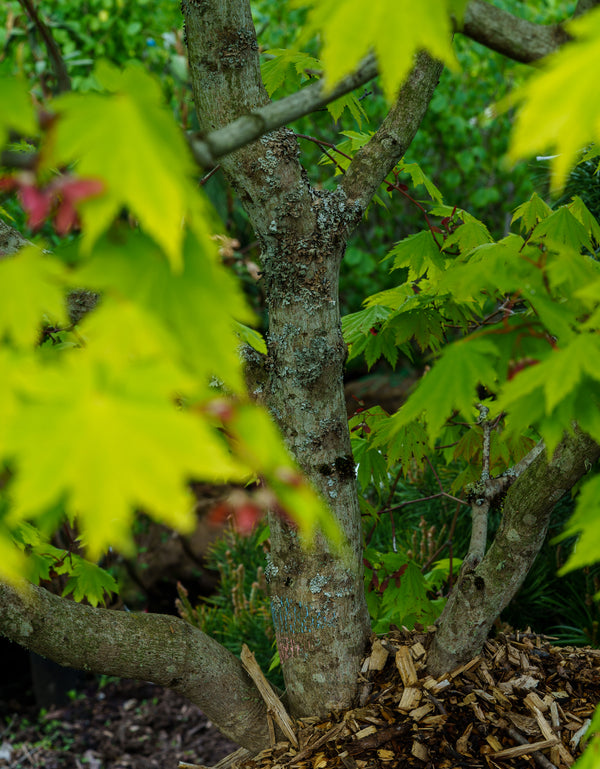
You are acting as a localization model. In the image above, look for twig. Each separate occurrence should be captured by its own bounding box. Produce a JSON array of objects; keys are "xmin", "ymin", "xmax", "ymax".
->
[
  {"xmin": 504, "ymin": 727, "xmax": 558, "ymax": 769},
  {"xmin": 17, "ymin": 0, "xmax": 71, "ymax": 93}
]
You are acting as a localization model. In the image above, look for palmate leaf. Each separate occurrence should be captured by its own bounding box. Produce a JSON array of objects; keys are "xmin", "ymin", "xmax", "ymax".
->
[
  {"xmin": 500, "ymin": 335, "xmax": 600, "ymax": 406},
  {"xmin": 388, "ymin": 230, "xmax": 444, "ymax": 280},
  {"xmin": 533, "ymin": 205, "xmax": 594, "ymax": 253},
  {"xmin": 569, "ymin": 195, "xmax": 600, "ymax": 246},
  {"xmin": 507, "ymin": 6, "xmax": 600, "ymax": 189},
  {"xmin": 0, "ymin": 76, "xmax": 37, "ymax": 148},
  {"xmin": 60, "ymin": 558, "xmax": 119, "ymax": 607},
  {"xmin": 261, "ymin": 49, "xmax": 322, "ymax": 96},
  {"xmin": 0, "ymin": 246, "xmax": 69, "ymax": 347},
  {"xmin": 398, "ymin": 162, "xmax": 443, "ymax": 204},
  {"xmin": 49, "ymin": 61, "xmax": 206, "ymax": 270},
  {"xmin": 556, "ymin": 475, "xmax": 600, "ymax": 575},
  {"xmin": 73, "ymin": 229, "xmax": 250, "ymax": 392},
  {"xmin": 511, "ymin": 192, "xmax": 552, "ymax": 232},
  {"xmin": 6, "ymin": 353, "xmax": 244, "ymax": 560},
  {"xmin": 326, "ymin": 91, "xmax": 367, "ymax": 128},
  {"xmin": 294, "ymin": 0, "xmax": 457, "ymax": 101},
  {"xmin": 386, "ymin": 338, "xmax": 500, "ymax": 443}
]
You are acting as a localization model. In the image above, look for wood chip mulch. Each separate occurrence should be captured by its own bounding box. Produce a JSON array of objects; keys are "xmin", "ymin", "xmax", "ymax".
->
[{"xmin": 205, "ymin": 629, "xmax": 600, "ymax": 769}]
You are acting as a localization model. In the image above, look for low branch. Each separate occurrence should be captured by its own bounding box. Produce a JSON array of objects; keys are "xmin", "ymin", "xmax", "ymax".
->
[
  {"xmin": 0, "ymin": 579, "xmax": 271, "ymax": 752},
  {"xmin": 459, "ymin": 0, "xmax": 571, "ymax": 63}
]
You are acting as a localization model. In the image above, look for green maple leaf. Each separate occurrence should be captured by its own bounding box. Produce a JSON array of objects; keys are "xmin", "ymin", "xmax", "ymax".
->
[
  {"xmin": 543, "ymin": 336, "xmax": 600, "ymax": 412},
  {"xmin": 50, "ymin": 61, "xmax": 203, "ymax": 270},
  {"xmin": 7, "ymin": 354, "xmax": 243, "ymax": 559},
  {"xmin": 511, "ymin": 192, "xmax": 552, "ymax": 232},
  {"xmin": 0, "ymin": 246, "xmax": 69, "ymax": 347},
  {"xmin": 557, "ymin": 475, "xmax": 600, "ymax": 574},
  {"xmin": 261, "ymin": 49, "xmax": 322, "ymax": 96},
  {"xmin": 507, "ymin": 6, "xmax": 600, "ymax": 189},
  {"xmin": 569, "ymin": 195, "xmax": 600, "ymax": 246},
  {"xmin": 533, "ymin": 205, "xmax": 593, "ymax": 252},
  {"xmin": 294, "ymin": 0, "xmax": 457, "ymax": 101},
  {"xmin": 397, "ymin": 161, "xmax": 443, "ymax": 203},
  {"xmin": 61, "ymin": 558, "xmax": 118, "ymax": 607},
  {"xmin": 388, "ymin": 231, "xmax": 444, "ymax": 280},
  {"xmin": 0, "ymin": 76, "xmax": 37, "ymax": 148},
  {"xmin": 388, "ymin": 338, "xmax": 500, "ymax": 443},
  {"xmin": 326, "ymin": 91, "xmax": 367, "ymax": 128}
]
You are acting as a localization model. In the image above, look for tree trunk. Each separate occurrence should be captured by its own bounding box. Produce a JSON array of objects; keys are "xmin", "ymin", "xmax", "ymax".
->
[
  {"xmin": 181, "ymin": 0, "xmax": 447, "ymax": 716},
  {"xmin": 182, "ymin": 0, "xmax": 371, "ymax": 717},
  {"xmin": 428, "ymin": 429, "xmax": 600, "ymax": 676},
  {"xmin": 262, "ymin": 220, "xmax": 371, "ymax": 717}
]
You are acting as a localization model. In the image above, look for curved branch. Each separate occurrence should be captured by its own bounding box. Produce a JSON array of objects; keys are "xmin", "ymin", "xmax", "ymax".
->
[
  {"xmin": 428, "ymin": 428, "xmax": 600, "ymax": 676},
  {"xmin": 459, "ymin": 0, "xmax": 571, "ymax": 63},
  {"xmin": 0, "ymin": 579, "xmax": 270, "ymax": 752}
]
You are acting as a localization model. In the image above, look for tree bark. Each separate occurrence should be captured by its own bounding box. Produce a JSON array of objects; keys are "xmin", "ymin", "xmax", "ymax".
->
[
  {"xmin": 182, "ymin": 0, "xmax": 372, "ymax": 718},
  {"xmin": 459, "ymin": 0, "xmax": 571, "ymax": 62},
  {"xmin": 428, "ymin": 430, "xmax": 600, "ymax": 676},
  {"xmin": 0, "ymin": 579, "xmax": 270, "ymax": 751}
]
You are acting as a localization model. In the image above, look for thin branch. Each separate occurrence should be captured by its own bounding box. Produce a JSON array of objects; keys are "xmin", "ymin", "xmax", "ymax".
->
[
  {"xmin": 188, "ymin": 54, "xmax": 379, "ymax": 169},
  {"xmin": 17, "ymin": 0, "xmax": 71, "ymax": 93}
]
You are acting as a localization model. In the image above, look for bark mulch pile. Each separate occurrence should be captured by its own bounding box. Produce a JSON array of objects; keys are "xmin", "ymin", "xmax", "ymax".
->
[{"xmin": 211, "ymin": 629, "xmax": 600, "ymax": 769}]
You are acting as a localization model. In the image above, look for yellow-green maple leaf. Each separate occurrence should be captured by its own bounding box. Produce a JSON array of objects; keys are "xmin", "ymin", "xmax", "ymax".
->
[
  {"xmin": 72, "ymin": 229, "xmax": 250, "ymax": 392},
  {"xmin": 0, "ymin": 76, "xmax": 37, "ymax": 149},
  {"xmin": 508, "ymin": 6, "xmax": 600, "ymax": 190},
  {"xmin": 0, "ymin": 246, "xmax": 68, "ymax": 347},
  {"xmin": 6, "ymin": 354, "xmax": 244, "ymax": 559},
  {"xmin": 295, "ymin": 0, "xmax": 457, "ymax": 101},
  {"xmin": 49, "ymin": 62, "xmax": 203, "ymax": 270}
]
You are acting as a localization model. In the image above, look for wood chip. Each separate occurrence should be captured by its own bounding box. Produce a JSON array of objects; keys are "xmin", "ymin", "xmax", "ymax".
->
[
  {"xmin": 456, "ymin": 722, "xmax": 473, "ymax": 754},
  {"xmin": 525, "ymin": 691, "xmax": 549, "ymax": 713},
  {"xmin": 368, "ymin": 639, "xmax": 389, "ymax": 671},
  {"xmin": 395, "ymin": 646, "xmax": 418, "ymax": 687},
  {"xmin": 448, "ymin": 655, "xmax": 481, "ymax": 679},
  {"xmin": 410, "ymin": 642, "xmax": 426, "ymax": 661},
  {"xmin": 486, "ymin": 735, "xmax": 503, "ymax": 752},
  {"xmin": 411, "ymin": 741, "xmax": 429, "ymax": 761},
  {"xmin": 491, "ymin": 737, "xmax": 559, "ymax": 759},
  {"xmin": 409, "ymin": 703, "xmax": 433, "ymax": 721},
  {"xmin": 397, "ymin": 686, "xmax": 421, "ymax": 712},
  {"xmin": 241, "ymin": 644, "xmax": 298, "ymax": 748}
]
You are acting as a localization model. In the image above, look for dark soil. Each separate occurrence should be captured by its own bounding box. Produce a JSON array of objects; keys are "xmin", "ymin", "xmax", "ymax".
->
[{"xmin": 0, "ymin": 677, "xmax": 237, "ymax": 769}]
